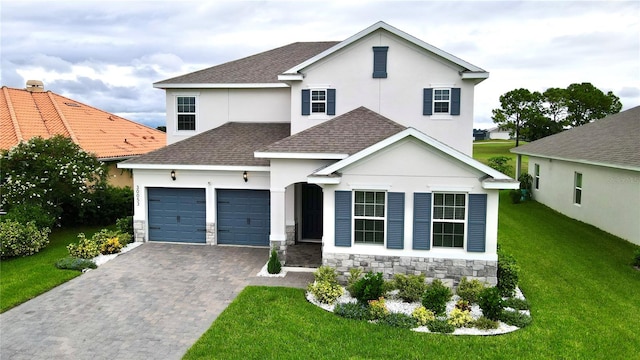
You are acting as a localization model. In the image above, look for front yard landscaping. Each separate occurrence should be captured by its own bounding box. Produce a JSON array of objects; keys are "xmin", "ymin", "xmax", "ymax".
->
[{"xmin": 184, "ymin": 193, "xmax": 640, "ymax": 359}]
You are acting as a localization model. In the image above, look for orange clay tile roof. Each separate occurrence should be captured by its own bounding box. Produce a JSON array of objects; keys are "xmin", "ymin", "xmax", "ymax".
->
[{"xmin": 0, "ymin": 86, "xmax": 166, "ymax": 159}]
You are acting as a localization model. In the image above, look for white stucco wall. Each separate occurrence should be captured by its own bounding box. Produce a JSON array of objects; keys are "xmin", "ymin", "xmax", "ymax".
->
[
  {"xmin": 289, "ymin": 29, "xmax": 478, "ymax": 156},
  {"xmin": 131, "ymin": 168, "xmax": 270, "ymax": 242},
  {"xmin": 164, "ymin": 88, "xmax": 290, "ymax": 144},
  {"xmin": 529, "ymin": 156, "xmax": 640, "ymax": 245}
]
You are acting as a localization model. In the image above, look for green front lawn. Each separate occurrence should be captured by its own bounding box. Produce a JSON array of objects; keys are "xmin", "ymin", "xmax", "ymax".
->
[
  {"xmin": 184, "ymin": 194, "xmax": 639, "ymax": 359},
  {"xmin": 0, "ymin": 226, "xmax": 103, "ymax": 313},
  {"xmin": 473, "ymin": 140, "xmax": 528, "ymax": 177}
]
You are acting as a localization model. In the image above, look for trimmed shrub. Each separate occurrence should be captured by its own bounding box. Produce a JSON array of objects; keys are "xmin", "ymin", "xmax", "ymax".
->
[
  {"xmin": 478, "ymin": 287, "xmax": 503, "ymax": 321},
  {"xmin": 412, "ymin": 306, "xmax": 436, "ymax": 326},
  {"xmin": 633, "ymin": 249, "xmax": 640, "ymax": 267},
  {"xmin": 79, "ymin": 185, "xmax": 133, "ymax": 226},
  {"xmin": 0, "ymin": 220, "xmax": 50, "ymax": 258},
  {"xmin": 3, "ymin": 203, "xmax": 55, "ymax": 229},
  {"xmin": 455, "ymin": 299, "xmax": 471, "ymax": 312},
  {"xmin": 426, "ymin": 319, "xmax": 455, "ymax": 333},
  {"xmin": 55, "ymin": 257, "xmax": 97, "ymax": 271},
  {"xmin": 346, "ymin": 267, "xmax": 363, "ymax": 295},
  {"xmin": 350, "ymin": 271, "xmax": 386, "ymax": 304},
  {"xmin": 456, "ymin": 276, "xmax": 486, "ymax": 304},
  {"xmin": 499, "ymin": 310, "xmax": 532, "ymax": 328},
  {"xmin": 447, "ymin": 308, "xmax": 474, "ymax": 328},
  {"xmin": 334, "ymin": 302, "xmax": 370, "ymax": 321},
  {"xmin": 100, "ymin": 237, "xmax": 123, "ymax": 255},
  {"xmin": 267, "ymin": 249, "xmax": 282, "ymax": 274},
  {"xmin": 116, "ymin": 216, "xmax": 134, "ymax": 236},
  {"xmin": 473, "ymin": 316, "xmax": 499, "ymax": 330},
  {"xmin": 378, "ymin": 313, "xmax": 418, "ymax": 329},
  {"xmin": 421, "ymin": 279, "xmax": 452, "ymax": 316},
  {"xmin": 497, "ymin": 251, "xmax": 520, "ymax": 297},
  {"xmin": 67, "ymin": 233, "xmax": 100, "ymax": 259},
  {"xmin": 502, "ymin": 297, "xmax": 530, "ymax": 311},
  {"xmin": 313, "ymin": 265, "xmax": 339, "ymax": 284},
  {"xmin": 393, "ymin": 273, "xmax": 427, "ymax": 303},
  {"xmin": 368, "ymin": 297, "xmax": 389, "ymax": 320},
  {"xmin": 308, "ymin": 281, "xmax": 343, "ymax": 305}
]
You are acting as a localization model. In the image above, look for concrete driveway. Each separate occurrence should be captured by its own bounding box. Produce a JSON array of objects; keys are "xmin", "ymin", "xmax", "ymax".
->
[{"xmin": 0, "ymin": 243, "xmax": 313, "ymax": 360}]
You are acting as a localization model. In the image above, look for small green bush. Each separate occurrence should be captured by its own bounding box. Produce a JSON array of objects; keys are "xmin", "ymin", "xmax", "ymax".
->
[
  {"xmin": 346, "ymin": 268, "xmax": 363, "ymax": 295},
  {"xmin": 67, "ymin": 233, "xmax": 100, "ymax": 259},
  {"xmin": 368, "ymin": 297, "xmax": 389, "ymax": 320},
  {"xmin": 502, "ymin": 297, "xmax": 530, "ymax": 311},
  {"xmin": 412, "ymin": 306, "xmax": 436, "ymax": 326},
  {"xmin": 478, "ymin": 287, "xmax": 503, "ymax": 321},
  {"xmin": 334, "ymin": 302, "xmax": 370, "ymax": 320},
  {"xmin": 509, "ymin": 189, "xmax": 522, "ymax": 204},
  {"xmin": 488, "ymin": 156, "xmax": 513, "ymax": 176},
  {"xmin": 313, "ymin": 265, "xmax": 339, "ymax": 284},
  {"xmin": 421, "ymin": 279, "xmax": 452, "ymax": 316},
  {"xmin": 393, "ymin": 273, "xmax": 427, "ymax": 303},
  {"xmin": 426, "ymin": 319, "xmax": 455, "ymax": 333},
  {"xmin": 116, "ymin": 216, "xmax": 134, "ymax": 235},
  {"xmin": 0, "ymin": 220, "xmax": 50, "ymax": 258},
  {"xmin": 100, "ymin": 237, "xmax": 123, "ymax": 255},
  {"xmin": 473, "ymin": 316, "xmax": 499, "ymax": 330},
  {"xmin": 308, "ymin": 280, "xmax": 344, "ymax": 305},
  {"xmin": 518, "ymin": 173, "xmax": 533, "ymax": 200},
  {"xmin": 456, "ymin": 276, "xmax": 486, "ymax": 304},
  {"xmin": 447, "ymin": 308, "xmax": 474, "ymax": 328},
  {"xmin": 633, "ymin": 248, "xmax": 640, "ymax": 267},
  {"xmin": 267, "ymin": 249, "xmax": 282, "ymax": 274},
  {"xmin": 455, "ymin": 299, "xmax": 471, "ymax": 312},
  {"xmin": 499, "ymin": 310, "xmax": 532, "ymax": 328},
  {"xmin": 55, "ymin": 257, "xmax": 97, "ymax": 271},
  {"xmin": 378, "ymin": 313, "xmax": 418, "ymax": 329},
  {"xmin": 3, "ymin": 203, "xmax": 55, "ymax": 229},
  {"xmin": 350, "ymin": 272, "xmax": 386, "ymax": 304},
  {"xmin": 497, "ymin": 251, "xmax": 520, "ymax": 297}
]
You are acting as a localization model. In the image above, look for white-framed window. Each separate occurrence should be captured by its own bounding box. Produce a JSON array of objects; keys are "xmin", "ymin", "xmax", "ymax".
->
[
  {"xmin": 433, "ymin": 89, "xmax": 451, "ymax": 114},
  {"xmin": 432, "ymin": 193, "xmax": 466, "ymax": 248},
  {"xmin": 353, "ymin": 190, "xmax": 386, "ymax": 245},
  {"xmin": 176, "ymin": 96, "xmax": 196, "ymax": 131},
  {"xmin": 311, "ymin": 90, "xmax": 326, "ymax": 114},
  {"xmin": 574, "ymin": 172, "xmax": 582, "ymax": 205},
  {"xmin": 534, "ymin": 163, "xmax": 540, "ymax": 190}
]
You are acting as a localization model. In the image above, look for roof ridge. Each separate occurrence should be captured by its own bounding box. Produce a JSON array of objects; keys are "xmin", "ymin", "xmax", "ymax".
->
[{"xmin": 2, "ymin": 86, "xmax": 23, "ymax": 141}]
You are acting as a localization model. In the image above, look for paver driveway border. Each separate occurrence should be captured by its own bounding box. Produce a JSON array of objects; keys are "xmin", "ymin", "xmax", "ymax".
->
[{"xmin": 0, "ymin": 243, "xmax": 313, "ymax": 360}]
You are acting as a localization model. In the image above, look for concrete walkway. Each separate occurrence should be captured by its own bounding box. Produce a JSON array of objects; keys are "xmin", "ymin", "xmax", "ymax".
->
[{"xmin": 0, "ymin": 243, "xmax": 314, "ymax": 360}]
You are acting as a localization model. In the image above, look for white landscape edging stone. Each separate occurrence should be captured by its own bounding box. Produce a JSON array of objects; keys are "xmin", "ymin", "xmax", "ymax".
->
[
  {"xmin": 306, "ymin": 286, "xmax": 529, "ymax": 336},
  {"xmin": 89, "ymin": 242, "xmax": 143, "ymax": 268}
]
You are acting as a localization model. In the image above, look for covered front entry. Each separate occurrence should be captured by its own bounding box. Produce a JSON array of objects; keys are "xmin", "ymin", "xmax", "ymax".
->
[
  {"xmin": 147, "ymin": 187, "xmax": 206, "ymax": 243},
  {"xmin": 301, "ymin": 183, "xmax": 323, "ymax": 241},
  {"xmin": 217, "ymin": 189, "xmax": 270, "ymax": 246}
]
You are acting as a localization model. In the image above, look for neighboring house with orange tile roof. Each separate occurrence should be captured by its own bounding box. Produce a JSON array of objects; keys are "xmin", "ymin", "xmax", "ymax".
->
[
  {"xmin": 120, "ymin": 22, "xmax": 520, "ymax": 285},
  {"xmin": 1, "ymin": 81, "xmax": 166, "ymax": 187}
]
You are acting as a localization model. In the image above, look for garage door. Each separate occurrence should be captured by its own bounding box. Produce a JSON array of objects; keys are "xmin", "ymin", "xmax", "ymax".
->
[
  {"xmin": 147, "ymin": 188, "xmax": 206, "ymax": 243},
  {"xmin": 217, "ymin": 189, "xmax": 270, "ymax": 246}
]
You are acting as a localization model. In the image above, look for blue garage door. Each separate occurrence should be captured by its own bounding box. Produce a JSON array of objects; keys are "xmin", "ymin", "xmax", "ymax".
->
[
  {"xmin": 148, "ymin": 188, "xmax": 206, "ymax": 243},
  {"xmin": 217, "ymin": 189, "xmax": 270, "ymax": 246}
]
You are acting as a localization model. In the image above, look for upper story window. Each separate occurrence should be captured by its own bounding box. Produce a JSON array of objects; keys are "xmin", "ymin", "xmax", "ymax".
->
[
  {"xmin": 177, "ymin": 96, "xmax": 196, "ymax": 131},
  {"xmin": 423, "ymin": 88, "xmax": 461, "ymax": 116},
  {"xmin": 354, "ymin": 190, "xmax": 386, "ymax": 245},
  {"xmin": 432, "ymin": 193, "xmax": 466, "ymax": 248},
  {"xmin": 574, "ymin": 172, "xmax": 583, "ymax": 205},
  {"xmin": 301, "ymin": 89, "xmax": 336, "ymax": 116}
]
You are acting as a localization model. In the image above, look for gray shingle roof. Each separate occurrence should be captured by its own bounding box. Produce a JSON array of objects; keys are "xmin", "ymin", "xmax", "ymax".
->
[
  {"xmin": 122, "ymin": 122, "xmax": 290, "ymax": 166},
  {"xmin": 512, "ymin": 106, "xmax": 640, "ymax": 169},
  {"xmin": 155, "ymin": 42, "xmax": 339, "ymax": 85},
  {"xmin": 259, "ymin": 107, "xmax": 407, "ymax": 155}
]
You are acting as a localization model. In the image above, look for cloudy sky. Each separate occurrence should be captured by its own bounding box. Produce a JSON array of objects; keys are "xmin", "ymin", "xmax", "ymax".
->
[{"xmin": 2, "ymin": 1, "xmax": 638, "ymax": 129}]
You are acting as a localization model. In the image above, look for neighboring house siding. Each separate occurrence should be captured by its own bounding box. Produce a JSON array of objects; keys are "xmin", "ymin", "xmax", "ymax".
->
[
  {"xmin": 489, "ymin": 129, "xmax": 510, "ymax": 140},
  {"xmin": 528, "ymin": 156, "xmax": 640, "ymax": 245},
  {"xmin": 165, "ymin": 88, "xmax": 290, "ymax": 144},
  {"xmin": 289, "ymin": 29, "xmax": 476, "ymax": 156}
]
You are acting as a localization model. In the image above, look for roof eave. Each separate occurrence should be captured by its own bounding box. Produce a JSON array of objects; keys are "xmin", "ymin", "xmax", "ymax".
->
[
  {"xmin": 117, "ymin": 163, "xmax": 271, "ymax": 171},
  {"xmin": 510, "ymin": 150, "xmax": 640, "ymax": 172},
  {"xmin": 254, "ymin": 151, "xmax": 348, "ymax": 160},
  {"xmin": 153, "ymin": 83, "xmax": 289, "ymax": 89}
]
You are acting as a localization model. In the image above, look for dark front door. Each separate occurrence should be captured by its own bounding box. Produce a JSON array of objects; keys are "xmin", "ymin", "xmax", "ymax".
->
[{"xmin": 301, "ymin": 183, "xmax": 323, "ymax": 240}]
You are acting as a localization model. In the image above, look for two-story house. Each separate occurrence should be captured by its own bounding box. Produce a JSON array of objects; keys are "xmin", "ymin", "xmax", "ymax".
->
[{"xmin": 120, "ymin": 22, "xmax": 519, "ymax": 285}]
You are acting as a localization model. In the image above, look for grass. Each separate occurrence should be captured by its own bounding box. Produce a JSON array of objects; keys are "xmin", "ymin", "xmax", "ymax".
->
[
  {"xmin": 184, "ymin": 194, "xmax": 640, "ymax": 360},
  {"xmin": 0, "ymin": 226, "xmax": 104, "ymax": 313},
  {"xmin": 473, "ymin": 140, "xmax": 528, "ymax": 178}
]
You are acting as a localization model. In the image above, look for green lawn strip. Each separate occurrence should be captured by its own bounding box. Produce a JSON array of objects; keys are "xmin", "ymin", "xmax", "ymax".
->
[
  {"xmin": 473, "ymin": 140, "xmax": 528, "ymax": 177},
  {"xmin": 184, "ymin": 194, "xmax": 639, "ymax": 359},
  {"xmin": 0, "ymin": 226, "xmax": 104, "ymax": 313}
]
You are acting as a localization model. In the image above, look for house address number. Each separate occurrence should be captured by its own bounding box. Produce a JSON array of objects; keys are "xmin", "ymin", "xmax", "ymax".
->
[{"xmin": 135, "ymin": 185, "xmax": 140, "ymax": 206}]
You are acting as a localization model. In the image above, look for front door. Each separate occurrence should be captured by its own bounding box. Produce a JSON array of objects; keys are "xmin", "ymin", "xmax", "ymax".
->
[{"xmin": 301, "ymin": 183, "xmax": 323, "ymax": 240}]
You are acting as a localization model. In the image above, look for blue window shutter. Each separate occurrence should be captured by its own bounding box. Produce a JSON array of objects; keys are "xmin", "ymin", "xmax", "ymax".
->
[
  {"xmin": 386, "ymin": 192, "xmax": 404, "ymax": 249},
  {"xmin": 335, "ymin": 191, "xmax": 352, "ymax": 247},
  {"xmin": 423, "ymin": 88, "xmax": 433, "ymax": 115},
  {"xmin": 467, "ymin": 194, "xmax": 487, "ymax": 252},
  {"xmin": 327, "ymin": 89, "xmax": 336, "ymax": 115},
  {"xmin": 451, "ymin": 88, "xmax": 461, "ymax": 115},
  {"xmin": 372, "ymin": 46, "xmax": 388, "ymax": 78},
  {"xmin": 301, "ymin": 89, "xmax": 310, "ymax": 116},
  {"xmin": 413, "ymin": 193, "xmax": 431, "ymax": 250}
]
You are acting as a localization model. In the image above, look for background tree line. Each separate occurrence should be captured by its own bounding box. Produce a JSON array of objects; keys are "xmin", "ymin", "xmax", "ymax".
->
[{"xmin": 492, "ymin": 82, "xmax": 622, "ymax": 146}]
